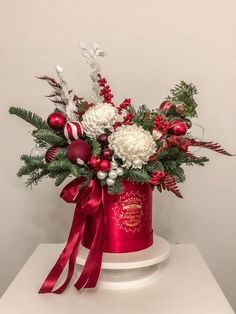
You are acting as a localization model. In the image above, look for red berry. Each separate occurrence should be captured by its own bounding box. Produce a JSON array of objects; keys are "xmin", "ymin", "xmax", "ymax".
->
[
  {"xmin": 88, "ymin": 155, "xmax": 101, "ymax": 171},
  {"xmin": 99, "ymin": 159, "xmax": 111, "ymax": 172},
  {"xmin": 102, "ymin": 148, "xmax": 113, "ymax": 159}
]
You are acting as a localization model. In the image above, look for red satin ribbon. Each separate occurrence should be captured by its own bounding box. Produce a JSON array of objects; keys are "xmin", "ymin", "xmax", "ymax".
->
[{"xmin": 38, "ymin": 177, "xmax": 104, "ymax": 294}]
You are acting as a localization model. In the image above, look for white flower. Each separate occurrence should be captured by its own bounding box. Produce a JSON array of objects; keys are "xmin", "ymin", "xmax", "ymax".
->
[
  {"xmin": 109, "ymin": 124, "xmax": 156, "ymax": 169},
  {"xmin": 81, "ymin": 103, "xmax": 119, "ymax": 138}
]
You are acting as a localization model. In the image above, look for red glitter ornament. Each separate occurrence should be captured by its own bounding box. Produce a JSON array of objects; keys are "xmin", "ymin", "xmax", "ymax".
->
[
  {"xmin": 45, "ymin": 146, "xmax": 61, "ymax": 163},
  {"xmin": 99, "ymin": 159, "xmax": 111, "ymax": 172},
  {"xmin": 88, "ymin": 155, "xmax": 101, "ymax": 171},
  {"xmin": 47, "ymin": 112, "xmax": 67, "ymax": 131},
  {"xmin": 102, "ymin": 148, "xmax": 113, "ymax": 159},
  {"xmin": 66, "ymin": 139, "xmax": 91, "ymax": 164},
  {"xmin": 169, "ymin": 120, "xmax": 188, "ymax": 136}
]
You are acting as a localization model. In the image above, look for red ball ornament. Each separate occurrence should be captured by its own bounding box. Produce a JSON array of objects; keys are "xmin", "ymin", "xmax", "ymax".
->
[
  {"xmin": 47, "ymin": 112, "xmax": 67, "ymax": 131},
  {"xmin": 88, "ymin": 155, "xmax": 101, "ymax": 171},
  {"xmin": 99, "ymin": 159, "xmax": 111, "ymax": 172},
  {"xmin": 97, "ymin": 134, "xmax": 108, "ymax": 145},
  {"xmin": 159, "ymin": 100, "xmax": 176, "ymax": 112},
  {"xmin": 169, "ymin": 120, "xmax": 188, "ymax": 136},
  {"xmin": 102, "ymin": 148, "xmax": 113, "ymax": 159},
  {"xmin": 45, "ymin": 146, "xmax": 61, "ymax": 163},
  {"xmin": 66, "ymin": 139, "xmax": 91, "ymax": 164},
  {"xmin": 64, "ymin": 121, "xmax": 83, "ymax": 141}
]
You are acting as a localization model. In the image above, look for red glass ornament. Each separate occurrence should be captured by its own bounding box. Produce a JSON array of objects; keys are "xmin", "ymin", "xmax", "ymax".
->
[
  {"xmin": 169, "ymin": 120, "xmax": 188, "ymax": 136},
  {"xmin": 47, "ymin": 112, "xmax": 67, "ymax": 131},
  {"xmin": 97, "ymin": 134, "xmax": 108, "ymax": 145},
  {"xmin": 66, "ymin": 139, "xmax": 91, "ymax": 164},
  {"xmin": 45, "ymin": 146, "xmax": 61, "ymax": 163},
  {"xmin": 159, "ymin": 100, "xmax": 175, "ymax": 111},
  {"xmin": 99, "ymin": 159, "xmax": 111, "ymax": 172},
  {"xmin": 88, "ymin": 155, "xmax": 101, "ymax": 171},
  {"xmin": 102, "ymin": 148, "xmax": 113, "ymax": 159}
]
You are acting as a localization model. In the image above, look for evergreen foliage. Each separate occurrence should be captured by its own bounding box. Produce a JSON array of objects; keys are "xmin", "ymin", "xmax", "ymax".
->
[
  {"xmin": 167, "ymin": 81, "xmax": 198, "ymax": 118},
  {"xmin": 9, "ymin": 107, "xmax": 49, "ymax": 129},
  {"xmin": 126, "ymin": 168, "xmax": 150, "ymax": 183},
  {"xmin": 34, "ymin": 129, "xmax": 67, "ymax": 146},
  {"xmin": 108, "ymin": 179, "xmax": 123, "ymax": 195}
]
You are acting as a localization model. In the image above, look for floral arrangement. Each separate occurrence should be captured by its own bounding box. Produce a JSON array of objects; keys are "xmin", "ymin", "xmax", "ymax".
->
[
  {"xmin": 9, "ymin": 43, "xmax": 233, "ymax": 294},
  {"xmin": 9, "ymin": 43, "xmax": 232, "ymax": 199}
]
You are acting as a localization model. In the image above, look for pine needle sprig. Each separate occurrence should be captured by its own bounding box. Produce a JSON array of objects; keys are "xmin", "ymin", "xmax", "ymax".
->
[
  {"xmin": 167, "ymin": 81, "xmax": 198, "ymax": 118},
  {"xmin": 126, "ymin": 168, "xmax": 150, "ymax": 183},
  {"xmin": 25, "ymin": 169, "xmax": 49, "ymax": 187},
  {"xmin": 55, "ymin": 171, "xmax": 71, "ymax": 186},
  {"xmin": 9, "ymin": 107, "xmax": 49, "ymax": 130},
  {"xmin": 17, "ymin": 156, "xmax": 46, "ymax": 177},
  {"xmin": 108, "ymin": 178, "xmax": 123, "ymax": 195},
  {"xmin": 34, "ymin": 129, "xmax": 67, "ymax": 146}
]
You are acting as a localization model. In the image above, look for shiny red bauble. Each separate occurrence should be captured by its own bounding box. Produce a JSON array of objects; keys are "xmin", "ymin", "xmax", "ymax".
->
[
  {"xmin": 47, "ymin": 112, "xmax": 67, "ymax": 131},
  {"xmin": 66, "ymin": 139, "xmax": 91, "ymax": 164},
  {"xmin": 99, "ymin": 159, "xmax": 111, "ymax": 172},
  {"xmin": 97, "ymin": 134, "xmax": 109, "ymax": 145},
  {"xmin": 159, "ymin": 100, "xmax": 175, "ymax": 112},
  {"xmin": 102, "ymin": 148, "xmax": 113, "ymax": 159},
  {"xmin": 168, "ymin": 120, "xmax": 188, "ymax": 136},
  {"xmin": 45, "ymin": 146, "xmax": 61, "ymax": 163},
  {"xmin": 88, "ymin": 155, "xmax": 101, "ymax": 171}
]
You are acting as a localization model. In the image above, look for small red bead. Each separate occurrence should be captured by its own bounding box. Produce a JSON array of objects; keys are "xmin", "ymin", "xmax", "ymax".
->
[{"xmin": 99, "ymin": 159, "xmax": 111, "ymax": 172}]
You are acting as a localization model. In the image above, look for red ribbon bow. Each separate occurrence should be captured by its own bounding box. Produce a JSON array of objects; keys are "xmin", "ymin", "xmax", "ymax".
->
[{"xmin": 38, "ymin": 178, "xmax": 105, "ymax": 294}]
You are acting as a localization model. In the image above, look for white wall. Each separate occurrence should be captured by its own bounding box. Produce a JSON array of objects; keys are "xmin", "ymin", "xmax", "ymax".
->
[{"xmin": 0, "ymin": 0, "xmax": 236, "ymax": 310}]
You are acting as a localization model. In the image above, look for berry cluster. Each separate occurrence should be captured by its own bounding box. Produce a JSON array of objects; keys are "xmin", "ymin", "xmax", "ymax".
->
[
  {"xmin": 123, "ymin": 113, "xmax": 134, "ymax": 125},
  {"xmin": 117, "ymin": 98, "xmax": 131, "ymax": 114},
  {"xmin": 153, "ymin": 115, "xmax": 170, "ymax": 134},
  {"xmin": 98, "ymin": 74, "xmax": 114, "ymax": 104}
]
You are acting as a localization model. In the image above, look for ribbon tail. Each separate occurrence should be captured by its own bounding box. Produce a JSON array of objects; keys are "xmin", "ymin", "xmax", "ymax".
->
[
  {"xmin": 74, "ymin": 205, "xmax": 104, "ymax": 291},
  {"xmin": 38, "ymin": 206, "xmax": 85, "ymax": 294}
]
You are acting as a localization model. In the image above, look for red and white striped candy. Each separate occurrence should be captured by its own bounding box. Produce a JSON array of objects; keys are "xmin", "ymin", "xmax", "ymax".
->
[{"xmin": 64, "ymin": 121, "xmax": 83, "ymax": 141}]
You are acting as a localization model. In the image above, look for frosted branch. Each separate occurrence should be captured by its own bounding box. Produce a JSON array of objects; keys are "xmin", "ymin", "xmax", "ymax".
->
[
  {"xmin": 80, "ymin": 42, "xmax": 106, "ymax": 103},
  {"xmin": 55, "ymin": 65, "xmax": 77, "ymax": 121}
]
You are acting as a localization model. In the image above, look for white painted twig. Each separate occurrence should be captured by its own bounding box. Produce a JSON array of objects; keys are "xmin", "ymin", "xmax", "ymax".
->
[{"xmin": 80, "ymin": 42, "xmax": 106, "ymax": 103}]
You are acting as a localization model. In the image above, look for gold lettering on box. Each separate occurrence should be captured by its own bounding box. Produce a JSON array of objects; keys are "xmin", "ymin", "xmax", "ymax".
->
[{"xmin": 113, "ymin": 191, "xmax": 149, "ymax": 233}]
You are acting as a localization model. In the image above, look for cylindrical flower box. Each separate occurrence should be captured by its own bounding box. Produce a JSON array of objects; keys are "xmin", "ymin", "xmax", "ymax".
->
[{"xmin": 82, "ymin": 181, "xmax": 153, "ymax": 253}]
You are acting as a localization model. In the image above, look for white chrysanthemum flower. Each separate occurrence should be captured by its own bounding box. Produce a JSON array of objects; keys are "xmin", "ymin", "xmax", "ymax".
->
[
  {"xmin": 81, "ymin": 103, "xmax": 119, "ymax": 138},
  {"xmin": 109, "ymin": 124, "xmax": 157, "ymax": 169}
]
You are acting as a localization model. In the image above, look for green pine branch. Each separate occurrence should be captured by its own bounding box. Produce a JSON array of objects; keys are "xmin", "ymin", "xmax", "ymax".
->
[
  {"xmin": 34, "ymin": 129, "xmax": 67, "ymax": 146},
  {"xmin": 126, "ymin": 168, "xmax": 150, "ymax": 183},
  {"xmin": 55, "ymin": 171, "xmax": 71, "ymax": 186},
  {"xmin": 25, "ymin": 169, "xmax": 49, "ymax": 187},
  {"xmin": 167, "ymin": 81, "xmax": 198, "ymax": 118},
  {"xmin": 108, "ymin": 179, "xmax": 123, "ymax": 195},
  {"xmin": 90, "ymin": 140, "xmax": 102, "ymax": 156},
  {"xmin": 9, "ymin": 107, "xmax": 49, "ymax": 129},
  {"xmin": 17, "ymin": 156, "xmax": 46, "ymax": 177}
]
